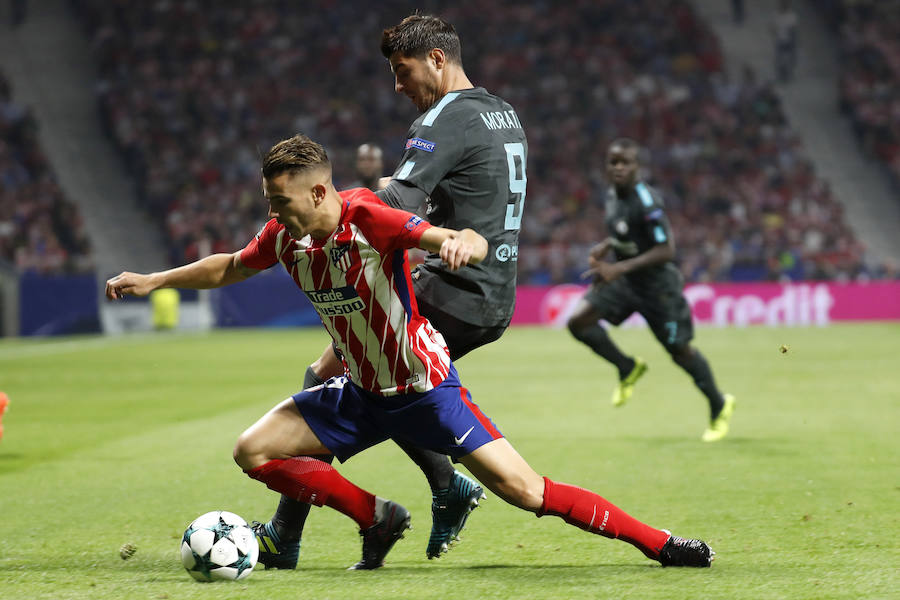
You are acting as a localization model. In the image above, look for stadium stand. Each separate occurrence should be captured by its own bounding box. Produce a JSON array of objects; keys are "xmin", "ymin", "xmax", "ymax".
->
[
  {"xmin": 69, "ymin": 0, "xmax": 886, "ymax": 284},
  {"xmin": 825, "ymin": 0, "xmax": 900, "ymax": 192},
  {"xmin": 0, "ymin": 71, "xmax": 93, "ymax": 274}
]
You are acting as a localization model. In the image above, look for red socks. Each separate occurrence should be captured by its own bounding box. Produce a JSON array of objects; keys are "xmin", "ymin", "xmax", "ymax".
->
[
  {"xmin": 246, "ymin": 457, "xmax": 376, "ymax": 529},
  {"xmin": 538, "ymin": 477, "xmax": 669, "ymax": 559},
  {"xmin": 246, "ymin": 461, "xmax": 670, "ymax": 558}
]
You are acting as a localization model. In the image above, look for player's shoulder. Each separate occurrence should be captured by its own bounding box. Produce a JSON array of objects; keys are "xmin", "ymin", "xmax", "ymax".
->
[
  {"xmin": 604, "ymin": 186, "xmax": 617, "ymax": 201},
  {"xmin": 340, "ymin": 187, "xmax": 380, "ymax": 205},
  {"xmin": 634, "ymin": 182, "xmax": 665, "ymax": 210},
  {"xmin": 257, "ymin": 217, "xmax": 284, "ymax": 238},
  {"xmin": 452, "ymin": 87, "xmax": 516, "ymax": 111},
  {"xmin": 343, "ymin": 188, "xmax": 424, "ymax": 230},
  {"xmin": 414, "ymin": 87, "xmax": 516, "ymax": 128},
  {"xmin": 341, "ymin": 188, "xmax": 384, "ymax": 221},
  {"xmin": 603, "ymin": 186, "xmax": 620, "ymax": 211}
]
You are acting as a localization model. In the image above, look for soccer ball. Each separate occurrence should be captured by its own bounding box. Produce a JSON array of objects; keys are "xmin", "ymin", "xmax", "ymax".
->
[{"xmin": 180, "ymin": 510, "xmax": 259, "ymax": 582}]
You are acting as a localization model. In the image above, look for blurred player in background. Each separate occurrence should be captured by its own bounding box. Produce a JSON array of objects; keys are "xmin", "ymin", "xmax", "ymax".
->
[
  {"xmin": 106, "ymin": 134, "xmax": 714, "ymax": 570},
  {"xmin": 347, "ymin": 143, "xmax": 384, "ymax": 190},
  {"xmin": 253, "ymin": 14, "xmax": 529, "ymax": 568},
  {"xmin": 568, "ymin": 138, "xmax": 736, "ymax": 442}
]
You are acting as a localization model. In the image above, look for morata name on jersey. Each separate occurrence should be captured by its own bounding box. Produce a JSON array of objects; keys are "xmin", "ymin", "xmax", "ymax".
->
[
  {"xmin": 479, "ymin": 109, "xmax": 522, "ymax": 131},
  {"xmin": 304, "ymin": 285, "xmax": 366, "ymax": 316}
]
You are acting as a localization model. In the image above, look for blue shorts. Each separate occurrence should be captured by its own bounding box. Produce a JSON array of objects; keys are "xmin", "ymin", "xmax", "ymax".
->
[{"xmin": 292, "ymin": 366, "xmax": 503, "ymax": 462}]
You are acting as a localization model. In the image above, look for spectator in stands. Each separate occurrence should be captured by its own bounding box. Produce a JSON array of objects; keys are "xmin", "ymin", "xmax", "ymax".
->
[
  {"xmin": 772, "ymin": 0, "xmax": 799, "ymax": 83},
  {"xmin": 833, "ymin": 0, "xmax": 900, "ymax": 193},
  {"xmin": 70, "ymin": 0, "xmax": 884, "ymax": 285},
  {"xmin": 0, "ymin": 71, "xmax": 92, "ymax": 274}
]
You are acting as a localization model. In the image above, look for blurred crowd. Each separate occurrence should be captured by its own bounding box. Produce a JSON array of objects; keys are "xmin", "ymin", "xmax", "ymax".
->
[
  {"xmin": 0, "ymin": 71, "xmax": 93, "ymax": 274},
  {"xmin": 827, "ymin": 0, "xmax": 900, "ymax": 194},
  {"xmin": 64, "ymin": 0, "xmax": 888, "ymax": 282}
]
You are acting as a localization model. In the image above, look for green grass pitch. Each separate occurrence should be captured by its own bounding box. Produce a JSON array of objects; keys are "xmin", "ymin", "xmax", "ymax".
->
[{"xmin": 1, "ymin": 323, "xmax": 898, "ymax": 599}]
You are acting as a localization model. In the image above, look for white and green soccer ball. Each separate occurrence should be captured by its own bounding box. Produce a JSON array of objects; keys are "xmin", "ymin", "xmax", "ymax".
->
[{"xmin": 180, "ymin": 511, "xmax": 258, "ymax": 582}]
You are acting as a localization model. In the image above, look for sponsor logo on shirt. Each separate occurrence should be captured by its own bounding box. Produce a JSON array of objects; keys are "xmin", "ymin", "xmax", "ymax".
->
[
  {"xmin": 495, "ymin": 243, "xmax": 518, "ymax": 262},
  {"xmin": 405, "ymin": 137, "xmax": 436, "ymax": 152},
  {"xmin": 405, "ymin": 215, "xmax": 424, "ymax": 231},
  {"xmin": 304, "ymin": 285, "xmax": 366, "ymax": 317}
]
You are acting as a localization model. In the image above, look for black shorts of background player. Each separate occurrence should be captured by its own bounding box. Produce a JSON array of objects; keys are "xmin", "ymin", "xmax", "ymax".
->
[
  {"xmin": 567, "ymin": 138, "xmax": 735, "ymax": 443},
  {"xmin": 253, "ymin": 14, "xmax": 527, "ymax": 568}
]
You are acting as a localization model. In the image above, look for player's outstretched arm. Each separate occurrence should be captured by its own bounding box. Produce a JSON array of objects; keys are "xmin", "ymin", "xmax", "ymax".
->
[
  {"xmin": 105, "ymin": 252, "xmax": 260, "ymax": 300},
  {"xmin": 419, "ymin": 226, "xmax": 488, "ymax": 271}
]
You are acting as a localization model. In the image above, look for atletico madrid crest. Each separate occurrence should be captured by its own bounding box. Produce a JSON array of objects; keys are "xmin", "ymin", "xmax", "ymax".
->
[{"xmin": 330, "ymin": 245, "xmax": 352, "ymax": 271}]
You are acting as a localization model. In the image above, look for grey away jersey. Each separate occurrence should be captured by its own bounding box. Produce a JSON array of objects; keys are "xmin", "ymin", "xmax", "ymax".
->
[
  {"xmin": 604, "ymin": 182, "xmax": 681, "ymax": 288},
  {"xmin": 387, "ymin": 87, "xmax": 527, "ymax": 325}
]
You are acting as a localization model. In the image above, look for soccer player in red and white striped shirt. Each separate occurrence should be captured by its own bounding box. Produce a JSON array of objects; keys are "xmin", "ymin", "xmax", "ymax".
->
[
  {"xmin": 240, "ymin": 186, "xmax": 452, "ymax": 396},
  {"xmin": 105, "ymin": 134, "xmax": 714, "ymax": 570}
]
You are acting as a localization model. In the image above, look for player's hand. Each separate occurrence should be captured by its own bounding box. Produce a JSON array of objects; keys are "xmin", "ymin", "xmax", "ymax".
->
[
  {"xmin": 609, "ymin": 238, "xmax": 639, "ymax": 256},
  {"xmin": 105, "ymin": 272, "xmax": 156, "ymax": 299},
  {"xmin": 580, "ymin": 261, "xmax": 625, "ymax": 283},
  {"xmin": 439, "ymin": 235, "xmax": 475, "ymax": 271},
  {"xmin": 439, "ymin": 228, "xmax": 487, "ymax": 270}
]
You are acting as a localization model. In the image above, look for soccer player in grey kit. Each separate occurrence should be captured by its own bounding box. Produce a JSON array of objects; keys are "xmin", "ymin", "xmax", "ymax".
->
[
  {"xmin": 568, "ymin": 138, "xmax": 735, "ymax": 442},
  {"xmin": 252, "ymin": 14, "xmax": 529, "ymax": 568}
]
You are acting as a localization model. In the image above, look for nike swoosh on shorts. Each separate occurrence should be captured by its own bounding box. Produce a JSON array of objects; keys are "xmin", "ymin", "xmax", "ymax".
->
[{"xmin": 454, "ymin": 426, "xmax": 475, "ymax": 446}]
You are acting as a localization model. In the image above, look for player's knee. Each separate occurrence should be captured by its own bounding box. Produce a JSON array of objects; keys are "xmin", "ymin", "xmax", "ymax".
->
[
  {"xmin": 669, "ymin": 344, "xmax": 693, "ymax": 367},
  {"xmin": 232, "ymin": 429, "xmax": 267, "ymax": 471},
  {"xmin": 566, "ymin": 316, "xmax": 588, "ymax": 339}
]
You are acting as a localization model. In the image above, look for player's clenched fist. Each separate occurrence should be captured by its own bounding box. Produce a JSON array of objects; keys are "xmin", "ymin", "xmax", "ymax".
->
[
  {"xmin": 439, "ymin": 238, "xmax": 473, "ymax": 271},
  {"xmin": 438, "ymin": 228, "xmax": 486, "ymax": 271}
]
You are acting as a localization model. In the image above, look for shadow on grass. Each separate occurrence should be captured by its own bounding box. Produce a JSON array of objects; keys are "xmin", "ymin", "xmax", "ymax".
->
[
  {"xmin": 622, "ymin": 435, "xmax": 804, "ymax": 456},
  {"xmin": 244, "ymin": 562, "xmax": 661, "ymax": 575}
]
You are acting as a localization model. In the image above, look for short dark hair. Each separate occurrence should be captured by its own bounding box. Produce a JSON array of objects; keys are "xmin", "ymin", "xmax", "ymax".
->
[
  {"xmin": 608, "ymin": 137, "xmax": 641, "ymax": 156},
  {"xmin": 262, "ymin": 134, "xmax": 330, "ymax": 180},
  {"xmin": 380, "ymin": 14, "xmax": 462, "ymax": 65}
]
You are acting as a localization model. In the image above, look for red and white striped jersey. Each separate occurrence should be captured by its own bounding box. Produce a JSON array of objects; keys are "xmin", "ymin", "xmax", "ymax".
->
[{"xmin": 240, "ymin": 188, "xmax": 451, "ymax": 396}]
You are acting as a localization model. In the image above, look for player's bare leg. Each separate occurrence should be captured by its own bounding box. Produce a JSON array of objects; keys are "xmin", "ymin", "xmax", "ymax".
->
[
  {"xmin": 263, "ymin": 344, "xmax": 475, "ymax": 564},
  {"xmin": 459, "ymin": 439, "xmax": 714, "ymax": 567},
  {"xmin": 235, "ymin": 400, "xmax": 410, "ymax": 570},
  {"xmin": 247, "ymin": 344, "xmax": 339, "ymax": 569}
]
